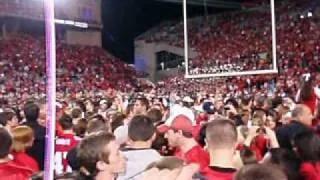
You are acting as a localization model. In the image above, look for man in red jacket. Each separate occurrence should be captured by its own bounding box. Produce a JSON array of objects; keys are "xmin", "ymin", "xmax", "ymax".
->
[
  {"xmin": 0, "ymin": 127, "xmax": 34, "ymax": 180},
  {"xmin": 157, "ymin": 115, "xmax": 209, "ymax": 171},
  {"xmin": 202, "ymin": 118, "xmax": 238, "ymax": 180}
]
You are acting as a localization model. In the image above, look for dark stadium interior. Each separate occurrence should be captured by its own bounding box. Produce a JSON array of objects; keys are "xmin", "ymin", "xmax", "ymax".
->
[{"xmin": 102, "ymin": 0, "xmax": 244, "ymax": 63}]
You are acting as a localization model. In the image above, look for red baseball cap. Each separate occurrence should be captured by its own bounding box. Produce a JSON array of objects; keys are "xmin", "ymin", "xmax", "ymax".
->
[{"xmin": 157, "ymin": 115, "xmax": 194, "ymax": 134}]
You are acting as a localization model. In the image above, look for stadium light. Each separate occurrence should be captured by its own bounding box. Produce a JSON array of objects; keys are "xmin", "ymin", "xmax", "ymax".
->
[{"xmin": 307, "ymin": 12, "xmax": 313, "ymax": 17}]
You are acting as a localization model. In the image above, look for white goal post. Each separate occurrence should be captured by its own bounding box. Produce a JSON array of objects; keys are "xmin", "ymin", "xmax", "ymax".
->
[{"xmin": 183, "ymin": 0, "xmax": 278, "ymax": 79}]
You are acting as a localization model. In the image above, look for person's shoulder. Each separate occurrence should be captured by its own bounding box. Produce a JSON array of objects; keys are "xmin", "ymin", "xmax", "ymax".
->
[{"xmin": 0, "ymin": 160, "xmax": 34, "ymax": 174}]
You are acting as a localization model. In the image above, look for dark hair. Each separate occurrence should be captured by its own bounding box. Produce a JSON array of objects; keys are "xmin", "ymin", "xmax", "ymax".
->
[
  {"xmin": 206, "ymin": 118, "xmax": 237, "ymax": 149},
  {"xmin": 0, "ymin": 111, "xmax": 16, "ymax": 126},
  {"xmin": 77, "ymin": 132, "xmax": 115, "ymax": 179},
  {"xmin": 128, "ymin": 115, "xmax": 155, "ymax": 142},
  {"xmin": 73, "ymin": 118, "xmax": 88, "ymax": 138},
  {"xmin": 300, "ymin": 78, "xmax": 313, "ymax": 101},
  {"xmin": 136, "ymin": 97, "xmax": 149, "ymax": 110},
  {"xmin": 147, "ymin": 108, "xmax": 163, "ymax": 124},
  {"xmin": 24, "ymin": 103, "xmax": 40, "ymax": 122},
  {"xmin": 89, "ymin": 114, "xmax": 105, "ymax": 123},
  {"xmin": 241, "ymin": 96, "xmax": 252, "ymax": 106},
  {"xmin": 110, "ymin": 114, "xmax": 125, "ymax": 133},
  {"xmin": 240, "ymin": 146, "xmax": 257, "ymax": 165},
  {"xmin": 198, "ymin": 124, "xmax": 207, "ymax": 147},
  {"xmin": 293, "ymin": 131, "xmax": 320, "ymax": 163},
  {"xmin": 125, "ymin": 104, "xmax": 134, "ymax": 116},
  {"xmin": 71, "ymin": 108, "xmax": 82, "ymax": 119},
  {"xmin": 0, "ymin": 127, "xmax": 12, "ymax": 158},
  {"xmin": 59, "ymin": 114, "xmax": 73, "ymax": 130},
  {"xmin": 267, "ymin": 148, "xmax": 301, "ymax": 180},
  {"xmin": 86, "ymin": 119, "xmax": 109, "ymax": 134},
  {"xmin": 235, "ymin": 164, "xmax": 287, "ymax": 180}
]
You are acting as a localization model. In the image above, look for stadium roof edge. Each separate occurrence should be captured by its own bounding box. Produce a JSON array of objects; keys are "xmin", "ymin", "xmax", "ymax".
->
[{"xmin": 155, "ymin": 0, "xmax": 242, "ymax": 9}]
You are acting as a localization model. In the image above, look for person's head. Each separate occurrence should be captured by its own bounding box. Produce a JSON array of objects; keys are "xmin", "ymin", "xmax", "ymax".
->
[
  {"xmin": 263, "ymin": 98, "xmax": 273, "ymax": 110},
  {"xmin": 125, "ymin": 103, "xmax": 134, "ymax": 117},
  {"xmin": 0, "ymin": 127, "xmax": 12, "ymax": 159},
  {"xmin": 235, "ymin": 164, "xmax": 287, "ymax": 180},
  {"xmin": 133, "ymin": 97, "xmax": 149, "ymax": 115},
  {"xmin": 99, "ymin": 100, "xmax": 110, "ymax": 111},
  {"xmin": 254, "ymin": 95, "xmax": 265, "ymax": 108},
  {"xmin": 214, "ymin": 100, "xmax": 224, "ymax": 111},
  {"xmin": 77, "ymin": 132, "xmax": 126, "ymax": 179},
  {"xmin": 292, "ymin": 104, "xmax": 313, "ymax": 126},
  {"xmin": 158, "ymin": 115, "xmax": 194, "ymax": 148},
  {"xmin": 86, "ymin": 118, "xmax": 109, "ymax": 135},
  {"xmin": 293, "ymin": 131, "xmax": 320, "ymax": 163},
  {"xmin": 263, "ymin": 148, "xmax": 301, "ymax": 180},
  {"xmin": 59, "ymin": 114, "xmax": 73, "ymax": 131},
  {"xmin": 128, "ymin": 115, "xmax": 156, "ymax": 144},
  {"xmin": 252, "ymin": 110, "xmax": 266, "ymax": 126},
  {"xmin": 147, "ymin": 108, "xmax": 163, "ymax": 124},
  {"xmin": 71, "ymin": 108, "xmax": 82, "ymax": 119},
  {"xmin": 206, "ymin": 118, "xmax": 237, "ymax": 151},
  {"xmin": 300, "ymin": 76, "xmax": 313, "ymax": 101},
  {"xmin": 23, "ymin": 103, "xmax": 40, "ymax": 123},
  {"xmin": 110, "ymin": 114, "xmax": 125, "ymax": 133},
  {"xmin": 73, "ymin": 118, "xmax": 88, "ymax": 138},
  {"xmin": 266, "ymin": 110, "xmax": 279, "ymax": 130},
  {"xmin": 240, "ymin": 146, "xmax": 257, "ymax": 165},
  {"xmin": 0, "ymin": 111, "xmax": 18, "ymax": 129},
  {"xmin": 38, "ymin": 102, "xmax": 47, "ymax": 126},
  {"xmin": 11, "ymin": 126, "xmax": 34, "ymax": 153}
]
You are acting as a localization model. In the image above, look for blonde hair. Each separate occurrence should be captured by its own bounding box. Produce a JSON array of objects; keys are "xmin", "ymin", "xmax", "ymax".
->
[{"xmin": 11, "ymin": 126, "xmax": 34, "ymax": 152}]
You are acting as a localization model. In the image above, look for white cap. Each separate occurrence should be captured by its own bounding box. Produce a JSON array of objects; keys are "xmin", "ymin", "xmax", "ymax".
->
[{"xmin": 99, "ymin": 99, "xmax": 108, "ymax": 105}]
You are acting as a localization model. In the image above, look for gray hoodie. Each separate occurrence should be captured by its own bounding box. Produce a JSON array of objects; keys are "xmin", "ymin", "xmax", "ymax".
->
[{"xmin": 117, "ymin": 148, "xmax": 161, "ymax": 180}]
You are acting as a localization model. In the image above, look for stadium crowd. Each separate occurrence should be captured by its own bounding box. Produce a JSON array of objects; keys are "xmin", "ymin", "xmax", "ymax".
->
[
  {"xmin": 0, "ymin": 0, "xmax": 320, "ymax": 180},
  {"xmin": 138, "ymin": 0, "xmax": 320, "ymax": 74},
  {"xmin": 0, "ymin": 71, "xmax": 319, "ymax": 180},
  {"xmin": 0, "ymin": 33, "xmax": 139, "ymax": 107}
]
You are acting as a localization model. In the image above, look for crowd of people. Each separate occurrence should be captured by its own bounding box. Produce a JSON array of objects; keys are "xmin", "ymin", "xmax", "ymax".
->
[
  {"xmin": 0, "ymin": 33, "xmax": 139, "ymax": 107},
  {"xmin": 0, "ymin": 0, "xmax": 319, "ymax": 179},
  {"xmin": 138, "ymin": 0, "xmax": 319, "ymax": 75},
  {"xmin": 0, "ymin": 72, "xmax": 319, "ymax": 180}
]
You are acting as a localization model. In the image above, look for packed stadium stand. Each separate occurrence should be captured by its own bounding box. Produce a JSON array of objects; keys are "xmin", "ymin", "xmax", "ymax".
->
[
  {"xmin": 137, "ymin": 0, "xmax": 320, "ymax": 75},
  {"xmin": 0, "ymin": 0, "xmax": 320, "ymax": 179}
]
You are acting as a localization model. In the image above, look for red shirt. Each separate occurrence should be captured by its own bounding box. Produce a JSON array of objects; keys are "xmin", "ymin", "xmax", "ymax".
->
[
  {"xmin": 300, "ymin": 162, "xmax": 320, "ymax": 180},
  {"xmin": 301, "ymin": 91, "xmax": 317, "ymax": 114},
  {"xmin": 55, "ymin": 132, "xmax": 79, "ymax": 174},
  {"xmin": 12, "ymin": 152, "xmax": 39, "ymax": 172},
  {"xmin": 0, "ymin": 160, "xmax": 34, "ymax": 180},
  {"xmin": 175, "ymin": 145, "xmax": 210, "ymax": 171},
  {"xmin": 202, "ymin": 166, "xmax": 237, "ymax": 180},
  {"xmin": 250, "ymin": 135, "xmax": 270, "ymax": 161}
]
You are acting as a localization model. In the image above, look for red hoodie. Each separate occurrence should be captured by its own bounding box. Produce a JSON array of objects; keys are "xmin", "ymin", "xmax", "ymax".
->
[
  {"xmin": 300, "ymin": 162, "xmax": 320, "ymax": 180},
  {"xmin": 0, "ymin": 160, "xmax": 34, "ymax": 180},
  {"xmin": 12, "ymin": 152, "xmax": 39, "ymax": 172}
]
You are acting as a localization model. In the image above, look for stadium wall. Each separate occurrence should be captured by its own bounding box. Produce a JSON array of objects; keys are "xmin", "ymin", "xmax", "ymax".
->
[{"xmin": 66, "ymin": 30, "xmax": 101, "ymax": 47}]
